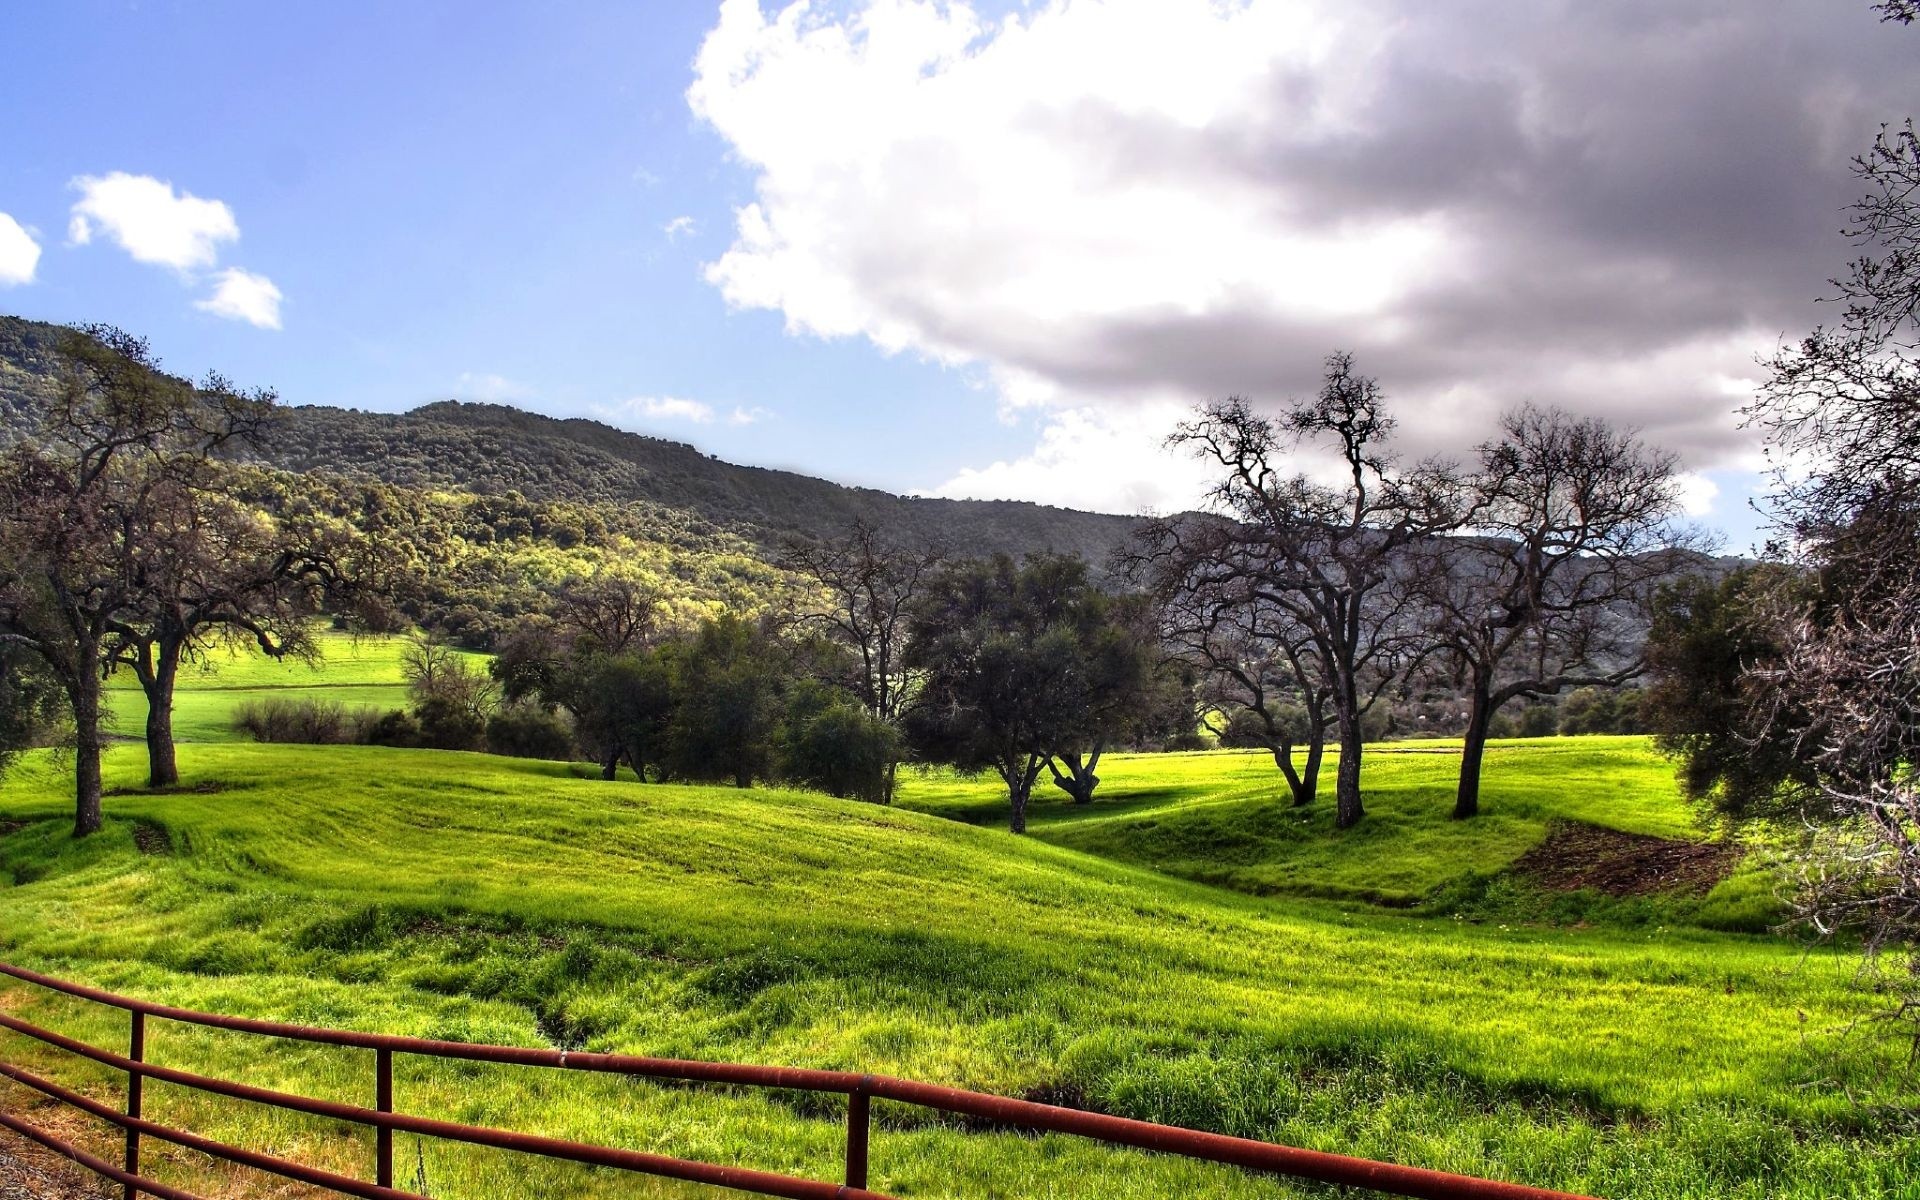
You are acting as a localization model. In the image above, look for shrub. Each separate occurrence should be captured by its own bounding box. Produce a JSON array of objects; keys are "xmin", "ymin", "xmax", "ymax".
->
[
  {"xmin": 415, "ymin": 696, "xmax": 485, "ymax": 751},
  {"xmin": 778, "ymin": 694, "xmax": 899, "ymax": 803},
  {"xmin": 364, "ymin": 709, "xmax": 422, "ymax": 748},
  {"xmin": 233, "ymin": 697, "xmax": 382, "ymax": 745},
  {"xmin": 486, "ymin": 706, "xmax": 573, "ymax": 760}
]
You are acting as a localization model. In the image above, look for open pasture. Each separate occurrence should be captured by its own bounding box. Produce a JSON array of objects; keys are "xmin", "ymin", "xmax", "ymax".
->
[{"xmin": 0, "ymin": 741, "xmax": 1912, "ymax": 1198}]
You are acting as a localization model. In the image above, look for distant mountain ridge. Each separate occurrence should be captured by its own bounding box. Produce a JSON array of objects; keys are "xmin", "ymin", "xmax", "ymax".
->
[{"xmin": 0, "ymin": 315, "xmax": 1142, "ymax": 563}]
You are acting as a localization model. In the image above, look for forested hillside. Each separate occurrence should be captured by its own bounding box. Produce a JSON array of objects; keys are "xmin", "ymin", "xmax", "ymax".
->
[{"xmin": 0, "ymin": 315, "xmax": 1141, "ymax": 562}]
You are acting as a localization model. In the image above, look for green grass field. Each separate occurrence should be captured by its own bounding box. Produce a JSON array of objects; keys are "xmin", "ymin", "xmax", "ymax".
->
[
  {"xmin": 1, "ymin": 736, "xmax": 1915, "ymax": 1199},
  {"xmin": 101, "ymin": 630, "xmax": 486, "ymax": 742}
]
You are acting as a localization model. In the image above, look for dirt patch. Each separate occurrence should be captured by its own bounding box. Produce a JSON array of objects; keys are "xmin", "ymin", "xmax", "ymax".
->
[
  {"xmin": 0, "ymin": 821, "xmax": 25, "ymax": 839},
  {"xmin": 1514, "ymin": 822, "xmax": 1743, "ymax": 897},
  {"xmin": 131, "ymin": 822, "xmax": 173, "ymax": 857},
  {"xmin": 104, "ymin": 781, "xmax": 224, "ymax": 797},
  {"xmin": 0, "ymin": 1124, "xmax": 114, "ymax": 1200}
]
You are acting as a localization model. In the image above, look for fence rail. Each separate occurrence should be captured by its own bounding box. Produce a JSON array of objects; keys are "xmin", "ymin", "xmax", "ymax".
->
[{"xmin": 0, "ymin": 960, "xmax": 1598, "ymax": 1200}]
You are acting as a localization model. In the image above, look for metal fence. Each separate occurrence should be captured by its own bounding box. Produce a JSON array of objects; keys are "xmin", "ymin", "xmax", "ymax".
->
[{"xmin": 0, "ymin": 961, "xmax": 1596, "ymax": 1200}]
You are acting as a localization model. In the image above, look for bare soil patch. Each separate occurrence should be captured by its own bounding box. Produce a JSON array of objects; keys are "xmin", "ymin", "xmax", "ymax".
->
[
  {"xmin": 0, "ymin": 1126, "xmax": 113, "ymax": 1200},
  {"xmin": 130, "ymin": 823, "xmax": 172, "ymax": 857},
  {"xmin": 1514, "ymin": 822, "xmax": 1742, "ymax": 897}
]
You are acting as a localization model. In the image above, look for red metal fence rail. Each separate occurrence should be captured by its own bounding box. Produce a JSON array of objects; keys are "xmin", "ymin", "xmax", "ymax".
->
[{"xmin": 0, "ymin": 961, "xmax": 1599, "ymax": 1200}]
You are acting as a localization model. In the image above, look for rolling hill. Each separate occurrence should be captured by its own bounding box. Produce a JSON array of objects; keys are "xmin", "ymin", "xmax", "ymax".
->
[{"xmin": 0, "ymin": 315, "xmax": 1141, "ymax": 563}]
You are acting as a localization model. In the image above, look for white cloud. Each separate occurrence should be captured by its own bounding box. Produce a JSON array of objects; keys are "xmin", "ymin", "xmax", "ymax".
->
[
  {"xmin": 608, "ymin": 395, "xmax": 717, "ymax": 424},
  {"xmin": 69, "ymin": 172, "xmax": 239, "ymax": 273},
  {"xmin": 455, "ymin": 372, "xmax": 528, "ymax": 402},
  {"xmin": 689, "ymin": 0, "xmax": 1905, "ymax": 515},
  {"xmin": 0, "ymin": 214, "xmax": 39, "ymax": 287},
  {"xmin": 728, "ymin": 405, "xmax": 772, "ymax": 425},
  {"xmin": 194, "ymin": 268, "xmax": 283, "ymax": 329},
  {"xmin": 924, "ymin": 402, "xmax": 1218, "ymax": 515},
  {"xmin": 663, "ymin": 215, "xmax": 698, "ymax": 241},
  {"xmin": 1673, "ymin": 472, "xmax": 1720, "ymax": 519}
]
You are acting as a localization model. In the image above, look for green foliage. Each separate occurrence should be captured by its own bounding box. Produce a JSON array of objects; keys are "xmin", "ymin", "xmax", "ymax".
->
[
  {"xmin": 664, "ymin": 613, "xmax": 784, "ymax": 787},
  {"xmin": 485, "ymin": 704, "xmax": 573, "ymax": 761},
  {"xmin": 776, "ymin": 683, "xmax": 900, "ymax": 803},
  {"xmin": 1643, "ymin": 566, "xmax": 1815, "ymax": 816}
]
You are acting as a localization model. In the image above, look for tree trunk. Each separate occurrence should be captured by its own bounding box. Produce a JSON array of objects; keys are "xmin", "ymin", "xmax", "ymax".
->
[
  {"xmin": 1297, "ymin": 733, "xmax": 1325, "ymax": 806},
  {"xmin": 1453, "ymin": 678, "xmax": 1494, "ymax": 820},
  {"xmin": 71, "ymin": 666, "xmax": 104, "ymax": 838},
  {"xmin": 600, "ymin": 753, "xmax": 618, "ymax": 781},
  {"xmin": 882, "ymin": 759, "xmax": 897, "ymax": 806},
  {"xmin": 1270, "ymin": 741, "xmax": 1309, "ymax": 806},
  {"xmin": 142, "ymin": 641, "xmax": 183, "ymax": 788},
  {"xmin": 1332, "ymin": 674, "xmax": 1364, "ymax": 828},
  {"xmin": 1002, "ymin": 755, "xmax": 1042, "ymax": 834},
  {"xmin": 1047, "ymin": 747, "xmax": 1103, "ymax": 805}
]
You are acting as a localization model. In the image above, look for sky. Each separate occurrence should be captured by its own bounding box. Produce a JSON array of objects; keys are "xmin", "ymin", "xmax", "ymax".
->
[{"xmin": 1, "ymin": 1, "xmax": 1914, "ymax": 552}]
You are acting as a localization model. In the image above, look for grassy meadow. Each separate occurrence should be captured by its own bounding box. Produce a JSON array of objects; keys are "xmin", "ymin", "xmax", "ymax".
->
[
  {"xmin": 0, "ymin": 641, "xmax": 1913, "ymax": 1198},
  {"xmin": 100, "ymin": 630, "xmax": 486, "ymax": 743}
]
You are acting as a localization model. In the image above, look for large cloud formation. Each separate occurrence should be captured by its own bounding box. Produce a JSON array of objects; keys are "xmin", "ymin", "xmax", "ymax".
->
[{"xmin": 689, "ymin": 0, "xmax": 1914, "ymax": 513}]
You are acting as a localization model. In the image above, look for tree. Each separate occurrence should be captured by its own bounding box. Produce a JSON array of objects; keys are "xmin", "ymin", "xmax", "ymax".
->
[
  {"xmin": 1417, "ymin": 405, "xmax": 1690, "ymax": 818},
  {"xmin": 108, "ymin": 454, "xmax": 349, "ymax": 787},
  {"xmin": 576, "ymin": 651, "xmax": 676, "ymax": 780},
  {"xmin": 0, "ymin": 644, "xmax": 65, "ymax": 777},
  {"xmin": 778, "ymin": 519, "xmax": 940, "ymax": 802},
  {"xmin": 488, "ymin": 573, "xmax": 666, "ymax": 776},
  {"xmin": 664, "ymin": 613, "xmax": 784, "ymax": 788},
  {"xmin": 1138, "ymin": 525, "xmax": 1331, "ymax": 805},
  {"xmin": 0, "ymin": 326, "xmax": 269, "ymax": 836},
  {"xmin": 777, "ymin": 681, "xmax": 901, "ymax": 804},
  {"xmin": 1040, "ymin": 589, "xmax": 1179, "ymax": 806},
  {"xmin": 1164, "ymin": 355, "xmax": 1461, "ymax": 828},
  {"xmin": 1729, "ymin": 5, "xmax": 1920, "ymax": 1023},
  {"xmin": 902, "ymin": 554, "xmax": 1161, "ymax": 830},
  {"xmin": 1643, "ymin": 566, "xmax": 1815, "ymax": 816}
]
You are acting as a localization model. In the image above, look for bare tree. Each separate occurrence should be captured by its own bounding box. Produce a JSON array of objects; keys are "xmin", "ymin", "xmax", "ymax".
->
[
  {"xmin": 1734, "ymin": 6, "xmax": 1920, "ymax": 1029},
  {"xmin": 0, "ymin": 327, "xmax": 270, "ymax": 836},
  {"xmin": 779, "ymin": 519, "xmax": 940, "ymax": 802},
  {"xmin": 1420, "ymin": 405, "xmax": 1692, "ymax": 819},
  {"xmin": 1136, "ymin": 519, "xmax": 1331, "ymax": 805},
  {"xmin": 553, "ymin": 574, "xmax": 662, "ymax": 655},
  {"xmin": 1166, "ymin": 355, "xmax": 1461, "ymax": 828}
]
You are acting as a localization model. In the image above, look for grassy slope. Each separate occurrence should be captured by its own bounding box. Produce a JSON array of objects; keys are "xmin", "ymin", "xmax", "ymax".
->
[
  {"xmin": 101, "ymin": 631, "xmax": 485, "ymax": 742},
  {"xmin": 0, "ymin": 744, "xmax": 1915, "ymax": 1199},
  {"xmin": 900, "ymin": 741, "xmax": 1779, "ymax": 928}
]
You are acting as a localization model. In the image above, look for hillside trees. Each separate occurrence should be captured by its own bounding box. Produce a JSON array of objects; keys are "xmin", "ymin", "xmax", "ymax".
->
[
  {"xmin": 0, "ymin": 326, "xmax": 273, "ymax": 835},
  {"xmin": 1163, "ymin": 356, "xmax": 1461, "ymax": 829},
  {"xmin": 1417, "ymin": 405, "xmax": 1691, "ymax": 818}
]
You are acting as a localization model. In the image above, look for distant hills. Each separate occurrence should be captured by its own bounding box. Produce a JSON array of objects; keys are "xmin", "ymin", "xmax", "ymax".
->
[{"xmin": 0, "ymin": 314, "xmax": 1142, "ymax": 563}]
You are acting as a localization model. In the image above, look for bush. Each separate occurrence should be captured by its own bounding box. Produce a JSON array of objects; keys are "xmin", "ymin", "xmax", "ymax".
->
[
  {"xmin": 233, "ymin": 698, "xmax": 382, "ymax": 745},
  {"xmin": 364, "ymin": 709, "xmax": 422, "ymax": 748},
  {"xmin": 778, "ymin": 695, "xmax": 899, "ymax": 804},
  {"xmin": 486, "ymin": 706, "xmax": 573, "ymax": 760},
  {"xmin": 415, "ymin": 696, "xmax": 485, "ymax": 751}
]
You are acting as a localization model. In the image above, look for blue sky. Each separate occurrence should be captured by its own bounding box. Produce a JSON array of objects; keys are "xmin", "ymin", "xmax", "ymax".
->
[
  {"xmin": 0, "ymin": 1, "xmax": 1024, "ymax": 495},
  {"xmin": 2, "ymin": 1, "xmax": 1912, "ymax": 552}
]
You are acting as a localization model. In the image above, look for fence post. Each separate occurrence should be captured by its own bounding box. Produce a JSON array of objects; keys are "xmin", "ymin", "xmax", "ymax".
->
[
  {"xmin": 375, "ymin": 1047, "xmax": 394, "ymax": 1188},
  {"xmin": 844, "ymin": 1077, "xmax": 871, "ymax": 1191},
  {"xmin": 122, "ymin": 1009, "xmax": 144, "ymax": 1200}
]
